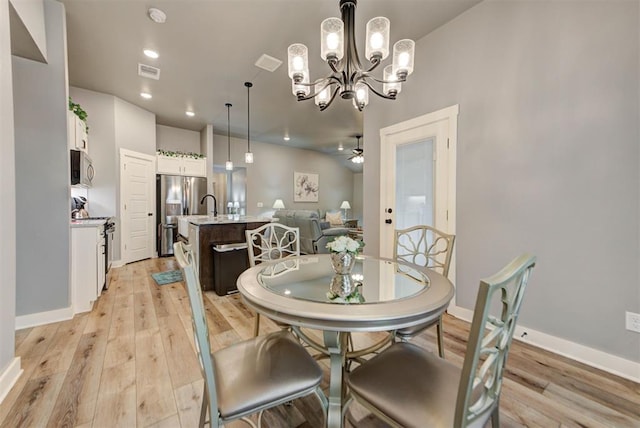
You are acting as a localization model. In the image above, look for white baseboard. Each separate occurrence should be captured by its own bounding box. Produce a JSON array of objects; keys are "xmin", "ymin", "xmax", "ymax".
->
[
  {"xmin": 111, "ymin": 259, "xmax": 125, "ymax": 268},
  {"xmin": 15, "ymin": 306, "xmax": 74, "ymax": 330},
  {"xmin": 447, "ymin": 305, "xmax": 640, "ymax": 383},
  {"xmin": 0, "ymin": 357, "xmax": 22, "ymax": 405}
]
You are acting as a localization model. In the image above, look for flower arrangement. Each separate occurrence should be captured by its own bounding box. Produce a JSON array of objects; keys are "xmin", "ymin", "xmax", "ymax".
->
[
  {"xmin": 326, "ymin": 235, "xmax": 363, "ymax": 254},
  {"xmin": 156, "ymin": 149, "xmax": 205, "ymax": 159},
  {"xmin": 326, "ymin": 288, "xmax": 364, "ymax": 304}
]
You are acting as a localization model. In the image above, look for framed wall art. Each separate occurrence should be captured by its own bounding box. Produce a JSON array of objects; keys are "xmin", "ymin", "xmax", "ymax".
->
[{"xmin": 294, "ymin": 171, "xmax": 319, "ymax": 202}]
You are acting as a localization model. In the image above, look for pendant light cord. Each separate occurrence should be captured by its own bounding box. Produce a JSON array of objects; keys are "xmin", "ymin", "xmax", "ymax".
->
[
  {"xmin": 225, "ymin": 103, "xmax": 232, "ymax": 161},
  {"xmin": 245, "ymin": 82, "xmax": 253, "ymax": 153}
]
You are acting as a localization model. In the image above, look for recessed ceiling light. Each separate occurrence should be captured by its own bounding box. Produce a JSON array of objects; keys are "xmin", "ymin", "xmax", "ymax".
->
[
  {"xmin": 144, "ymin": 49, "xmax": 159, "ymax": 59},
  {"xmin": 338, "ymin": 143, "xmax": 344, "ymax": 151},
  {"xmin": 284, "ymin": 136, "xmax": 290, "ymax": 141},
  {"xmin": 185, "ymin": 111, "xmax": 195, "ymax": 117},
  {"xmin": 140, "ymin": 92, "xmax": 152, "ymax": 99},
  {"xmin": 148, "ymin": 7, "xmax": 166, "ymax": 24}
]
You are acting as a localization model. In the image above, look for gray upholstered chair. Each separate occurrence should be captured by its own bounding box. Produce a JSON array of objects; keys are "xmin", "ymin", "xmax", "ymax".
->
[
  {"xmin": 246, "ymin": 223, "xmax": 300, "ymax": 336},
  {"xmin": 274, "ymin": 209, "xmax": 349, "ymax": 254},
  {"xmin": 173, "ymin": 242, "xmax": 327, "ymax": 428},
  {"xmin": 346, "ymin": 254, "xmax": 536, "ymax": 428},
  {"xmin": 393, "ymin": 225, "xmax": 455, "ymax": 357}
]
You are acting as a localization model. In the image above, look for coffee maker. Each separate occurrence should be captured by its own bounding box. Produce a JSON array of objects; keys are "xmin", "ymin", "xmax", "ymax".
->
[{"xmin": 71, "ymin": 196, "xmax": 90, "ymax": 219}]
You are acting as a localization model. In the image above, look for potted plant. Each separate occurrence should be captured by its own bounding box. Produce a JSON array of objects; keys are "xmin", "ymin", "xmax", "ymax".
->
[{"xmin": 68, "ymin": 97, "xmax": 89, "ymax": 133}]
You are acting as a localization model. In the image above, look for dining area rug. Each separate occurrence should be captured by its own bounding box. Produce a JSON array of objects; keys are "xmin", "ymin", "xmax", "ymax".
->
[{"xmin": 151, "ymin": 270, "xmax": 183, "ymax": 285}]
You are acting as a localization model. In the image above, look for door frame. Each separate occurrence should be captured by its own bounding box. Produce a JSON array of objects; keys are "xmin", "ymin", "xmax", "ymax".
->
[
  {"xmin": 119, "ymin": 148, "xmax": 156, "ymax": 264},
  {"xmin": 379, "ymin": 104, "xmax": 458, "ymax": 288}
]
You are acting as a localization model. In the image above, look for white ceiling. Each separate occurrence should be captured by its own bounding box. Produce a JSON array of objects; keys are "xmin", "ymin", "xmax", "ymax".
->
[{"xmin": 60, "ymin": 0, "xmax": 480, "ymax": 168}]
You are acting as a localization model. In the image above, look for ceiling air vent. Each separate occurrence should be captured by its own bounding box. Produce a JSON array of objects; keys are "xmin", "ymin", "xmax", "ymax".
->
[
  {"xmin": 138, "ymin": 63, "xmax": 160, "ymax": 80},
  {"xmin": 255, "ymin": 54, "xmax": 282, "ymax": 72}
]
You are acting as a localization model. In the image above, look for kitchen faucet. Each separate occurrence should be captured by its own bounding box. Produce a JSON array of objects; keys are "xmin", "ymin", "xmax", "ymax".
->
[{"xmin": 200, "ymin": 194, "xmax": 217, "ymax": 216}]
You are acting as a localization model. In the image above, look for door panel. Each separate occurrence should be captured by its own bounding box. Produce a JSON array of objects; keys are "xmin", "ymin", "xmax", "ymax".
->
[
  {"xmin": 379, "ymin": 106, "xmax": 457, "ymax": 262},
  {"xmin": 121, "ymin": 150, "xmax": 155, "ymax": 263}
]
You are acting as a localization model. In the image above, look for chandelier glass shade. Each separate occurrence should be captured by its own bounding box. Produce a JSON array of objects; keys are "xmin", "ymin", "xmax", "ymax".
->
[
  {"xmin": 225, "ymin": 103, "xmax": 233, "ymax": 171},
  {"xmin": 287, "ymin": 0, "xmax": 415, "ymax": 111},
  {"xmin": 244, "ymin": 81, "xmax": 254, "ymax": 164}
]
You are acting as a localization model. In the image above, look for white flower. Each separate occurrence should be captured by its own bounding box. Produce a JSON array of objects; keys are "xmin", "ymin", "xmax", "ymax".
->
[{"xmin": 326, "ymin": 235, "xmax": 361, "ymax": 254}]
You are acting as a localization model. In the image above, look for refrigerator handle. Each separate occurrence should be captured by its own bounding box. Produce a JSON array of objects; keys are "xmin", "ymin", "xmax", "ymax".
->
[{"xmin": 183, "ymin": 178, "xmax": 190, "ymax": 215}]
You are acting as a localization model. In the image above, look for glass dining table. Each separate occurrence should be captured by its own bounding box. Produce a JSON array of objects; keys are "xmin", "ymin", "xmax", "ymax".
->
[{"xmin": 236, "ymin": 254, "xmax": 455, "ymax": 428}]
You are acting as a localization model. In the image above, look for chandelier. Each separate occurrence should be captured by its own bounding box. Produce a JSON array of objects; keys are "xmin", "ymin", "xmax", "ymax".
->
[{"xmin": 287, "ymin": 0, "xmax": 415, "ymax": 111}]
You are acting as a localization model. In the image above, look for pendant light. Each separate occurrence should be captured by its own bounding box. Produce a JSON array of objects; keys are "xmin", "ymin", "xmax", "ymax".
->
[
  {"xmin": 244, "ymin": 82, "xmax": 254, "ymax": 164},
  {"xmin": 225, "ymin": 103, "xmax": 233, "ymax": 171}
]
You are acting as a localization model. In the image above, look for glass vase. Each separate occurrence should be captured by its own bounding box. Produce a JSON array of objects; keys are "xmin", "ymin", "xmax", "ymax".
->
[{"xmin": 330, "ymin": 251, "xmax": 356, "ymax": 275}]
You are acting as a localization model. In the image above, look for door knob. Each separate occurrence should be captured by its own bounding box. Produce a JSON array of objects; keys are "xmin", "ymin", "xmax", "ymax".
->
[
  {"xmin": 386, "ymin": 208, "xmax": 393, "ymax": 213},
  {"xmin": 385, "ymin": 219, "xmax": 392, "ymax": 224},
  {"xmin": 148, "ymin": 213, "xmax": 153, "ymax": 216}
]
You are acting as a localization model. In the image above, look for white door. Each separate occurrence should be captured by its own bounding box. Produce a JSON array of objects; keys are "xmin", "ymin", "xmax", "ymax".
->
[
  {"xmin": 120, "ymin": 149, "xmax": 156, "ymax": 263},
  {"xmin": 379, "ymin": 105, "xmax": 458, "ymax": 266}
]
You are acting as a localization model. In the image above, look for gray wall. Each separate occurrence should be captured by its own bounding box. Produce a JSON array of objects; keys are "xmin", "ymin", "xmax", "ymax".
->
[
  {"xmin": 69, "ymin": 87, "xmax": 116, "ymax": 218},
  {"xmin": 363, "ymin": 0, "xmax": 639, "ymax": 361},
  {"xmin": 352, "ymin": 172, "xmax": 363, "ymax": 226},
  {"xmin": 13, "ymin": 0, "xmax": 69, "ymax": 316},
  {"xmin": 211, "ymin": 134, "xmax": 355, "ymax": 217},
  {"xmin": 157, "ymin": 124, "xmax": 200, "ymax": 154},
  {"xmin": 0, "ymin": 0, "xmax": 17, "ymax": 376}
]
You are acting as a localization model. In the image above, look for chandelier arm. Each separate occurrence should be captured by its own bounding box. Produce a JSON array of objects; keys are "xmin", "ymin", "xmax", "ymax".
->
[
  {"xmin": 360, "ymin": 79, "xmax": 397, "ymax": 100},
  {"xmin": 364, "ymin": 56, "xmax": 382, "ymax": 74},
  {"xmin": 319, "ymin": 86, "xmax": 341, "ymax": 111},
  {"xmin": 295, "ymin": 80, "xmax": 340, "ymax": 102},
  {"xmin": 356, "ymin": 72, "xmax": 408, "ymax": 85}
]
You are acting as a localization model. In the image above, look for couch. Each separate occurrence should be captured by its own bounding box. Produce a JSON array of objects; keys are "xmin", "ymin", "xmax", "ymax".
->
[{"xmin": 274, "ymin": 209, "xmax": 350, "ymax": 254}]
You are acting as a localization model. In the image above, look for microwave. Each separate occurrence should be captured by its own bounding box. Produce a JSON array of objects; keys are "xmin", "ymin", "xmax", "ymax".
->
[{"xmin": 70, "ymin": 149, "xmax": 94, "ymax": 187}]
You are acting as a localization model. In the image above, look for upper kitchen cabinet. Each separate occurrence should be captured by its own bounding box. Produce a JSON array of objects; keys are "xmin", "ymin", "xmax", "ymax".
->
[
  {"xmin": 157, "ymin": 154, "xmax": 207, "ymax": 177},
  {"xmin": 68, "ymin": 98, "xmax": 89, "ymax": 153},
  {"xmin": 68, "ymin": 111, "xmax": 88, "ymax": 152}
]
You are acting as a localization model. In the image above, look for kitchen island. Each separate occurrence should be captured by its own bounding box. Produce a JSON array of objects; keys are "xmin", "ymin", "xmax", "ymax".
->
[{"xmin": 186, "ymin": 215, "xmax": 271, "ymax": 293}]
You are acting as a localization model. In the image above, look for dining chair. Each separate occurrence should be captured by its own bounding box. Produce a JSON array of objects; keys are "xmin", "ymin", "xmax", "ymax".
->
[
  {"xmin": 246, "ymin": 222, "xmax": 300, "ymax": 336},
  {"xmin": 346, "ymin": 253, "xmax": 536, "ymax": 428},
  {"xmin": 173, "ymin": 241, "xmax": 327, "ymax": 428},
  {"xmin": 393, "ymin": 224, "xmax": 455, "ymax": 357}
]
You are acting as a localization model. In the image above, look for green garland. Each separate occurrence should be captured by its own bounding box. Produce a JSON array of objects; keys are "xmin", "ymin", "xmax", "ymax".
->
[
  {"xmin": 157, "ymin": 149, "xmax": 205, "ymax": 159},
  {"xmin": 68, "ymin": 97, "xmax": 89, "ymax": 133}
]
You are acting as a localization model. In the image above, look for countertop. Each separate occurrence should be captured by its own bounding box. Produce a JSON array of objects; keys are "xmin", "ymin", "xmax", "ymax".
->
[
  {"xmin": 187, "ymin": 215, "xmax": 273, "ymax": 226},
  {"xmin": 70, "ymin": 219, "xmax": 106, "ymax": 228}
]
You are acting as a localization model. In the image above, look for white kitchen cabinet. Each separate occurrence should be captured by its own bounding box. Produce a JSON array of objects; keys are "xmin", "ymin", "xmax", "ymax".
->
[
  {"xmin": 71, "ymin": 224, "xmax": 104, "ymax": 313},
  {"xmin": 157, "ymin": 154, "xmax": 206, "ymax": 177},
  {"xmin": 68, "ymin": 111, "xmax": 88, "ymax": 152}
]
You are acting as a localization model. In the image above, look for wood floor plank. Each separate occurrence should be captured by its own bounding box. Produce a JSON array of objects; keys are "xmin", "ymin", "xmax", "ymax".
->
[
  {"xmin": 31, "ymin": 314, "xmax": 89, "ymax": 379},
  {"xmin": 134, "ymin": 289, "xmax": 159, "ymax": 332},
  {"xmin": 157, "ymin": 314, "xmax": 202, "ymax": 389},
  {"xmin": 135, "ymin": 328, "xmax": 177, "ymax": 427},
  {"xmin": 46, "ymin": 329, "xmax": 108, "ymax": 428},
  {"xmin": 0, "ymin": 373, "xmax": 65, "ymax": 428},
  {"xmin": 174, "ymin": 379, "xmax": 204, "ymax": 428},
  {"xmin": 4, "ymin": 258, "xmax": 639, "ymax": 428},
  {"xmin": 92, "ymin": 360, "xmax": 136, "ymax": 428}
]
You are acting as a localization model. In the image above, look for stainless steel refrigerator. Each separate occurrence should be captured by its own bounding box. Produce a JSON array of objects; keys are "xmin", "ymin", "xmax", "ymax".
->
[{"xmin": 157, "ymin": 174, "xmax": 208, "ymax": 256}]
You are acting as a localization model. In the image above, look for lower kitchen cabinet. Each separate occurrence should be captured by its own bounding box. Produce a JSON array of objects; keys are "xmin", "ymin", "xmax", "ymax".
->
[{"xmin": 71, "ymin": 224, "xmax": 105, "ymax": 313}]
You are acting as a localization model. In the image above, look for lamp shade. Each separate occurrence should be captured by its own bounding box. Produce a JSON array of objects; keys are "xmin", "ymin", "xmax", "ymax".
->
[
  {"xmin": 340, "ymin": 201, "xmax": 351, "ymax": 210},
  {"xmin": 273, "ymin": 199, "xmax": 285, "ymax": 209}
]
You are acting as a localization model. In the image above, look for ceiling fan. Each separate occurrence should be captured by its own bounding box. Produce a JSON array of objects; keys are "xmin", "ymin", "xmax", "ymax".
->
[{"xmin": 348, "ymin": 135, "xmax": 364, "ymax": 164}]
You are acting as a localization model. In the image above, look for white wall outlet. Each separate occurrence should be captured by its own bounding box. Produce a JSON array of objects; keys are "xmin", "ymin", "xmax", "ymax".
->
[
  {"xmin": 257, "ymin": 202, "xmax": 263, "ymax": 208},
  {"xmin": 626, "ymin": 311, "xmax": 640, "ymax": 333}
]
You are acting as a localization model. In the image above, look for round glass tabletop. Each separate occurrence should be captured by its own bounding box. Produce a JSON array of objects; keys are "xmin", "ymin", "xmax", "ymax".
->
[{"xmin": 257, "ymin": 255, "xmax": 430, "ymax": 304}]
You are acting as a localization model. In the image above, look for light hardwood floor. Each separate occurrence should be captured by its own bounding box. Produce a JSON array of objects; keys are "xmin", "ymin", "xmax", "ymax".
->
[{"xmin": 1, "ymin": 257, "xmax": 639, "ymax": 428}]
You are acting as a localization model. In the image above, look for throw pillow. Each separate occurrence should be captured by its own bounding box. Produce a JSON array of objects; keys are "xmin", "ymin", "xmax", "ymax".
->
[{"xmin": 326, "ymin": 211, "xmax": 343, "ymax": 227}]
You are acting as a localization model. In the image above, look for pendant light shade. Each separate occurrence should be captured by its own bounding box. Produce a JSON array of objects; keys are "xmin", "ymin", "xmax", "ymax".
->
[
  {"xmin": 225, "ymin": 103, "xmax": 233, "ymax": 171},
  {"xmin": 244, "ymin": 82, "xmax": 254, "ymax": 164}
]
